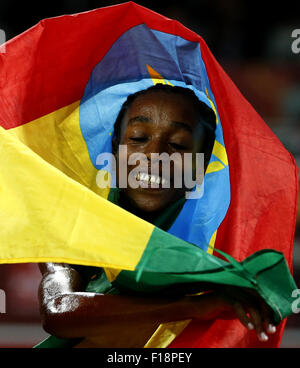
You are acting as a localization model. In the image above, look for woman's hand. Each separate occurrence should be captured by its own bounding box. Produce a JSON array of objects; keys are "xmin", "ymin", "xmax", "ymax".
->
[
  {"xmin": 224, "ymin": 289, "xmax": 276, "ymax": 342},
  {"xmin": 188, "ymin": 286, "xmax": 277, "ymax": 342},
  {"xmin": 38, "ymin": 263, "xmax": 277, "ymax": 344}
]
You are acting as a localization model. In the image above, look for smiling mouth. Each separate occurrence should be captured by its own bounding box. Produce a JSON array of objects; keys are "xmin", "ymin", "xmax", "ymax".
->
[{"xmin": 135, "ymin": 172, "xmax": 170, "ymax": 188}]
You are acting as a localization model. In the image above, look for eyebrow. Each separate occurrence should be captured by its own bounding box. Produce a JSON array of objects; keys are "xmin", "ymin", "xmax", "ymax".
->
[
  {"xmin": 128, "ymin": 116, "xmax": 152, "ymax": 125},
  {"xmin": 128, "ymin": 116, "xmax": 193, "ymax": 134},
  {"xmin": 170, "ymin": 121, "xmax": 193, "ymax": 134}
]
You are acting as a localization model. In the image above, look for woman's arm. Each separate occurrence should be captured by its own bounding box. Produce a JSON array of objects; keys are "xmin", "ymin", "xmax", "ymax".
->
[{"xmin": 38, "ymin": 263, "xmax": 275, "ymax": 342}]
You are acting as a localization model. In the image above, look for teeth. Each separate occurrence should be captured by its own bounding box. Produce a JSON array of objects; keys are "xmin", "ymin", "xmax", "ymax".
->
[
  {"xmin": 150, "ymin": 175, "xmax": 159, "ymax": 184},
  {"xmin": 136, "ymin": 172, "xmax": 163, "ymax": 185},
  {"xmin": 140, "ymin": 173, "xmax": 147, "ymax": 181}
]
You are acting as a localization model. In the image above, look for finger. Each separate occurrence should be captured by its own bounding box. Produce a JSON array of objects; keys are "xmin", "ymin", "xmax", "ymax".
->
[
  {"xmin": 231, "ymin": 301, "xmax": 255, "ymax": 331},
  {"xmin": 260, "ymin": 301, "xmax": 276, "ymax": 334},
  {"xmin": 265, "ymin": 322, "xmax": 276, "ymax": 334},
  {"xmin": 247, "ymin": 306, "xmax": 268, "ymax": 342}
]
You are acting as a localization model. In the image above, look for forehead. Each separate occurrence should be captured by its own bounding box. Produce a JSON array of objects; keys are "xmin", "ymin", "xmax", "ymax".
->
[
  {"xmin": 127, "ymin": 90, "xmax": 199, "ymax": 120},
  {"xmin": 130, "ymin": 91, "xmax": 197, "ymax": 112}
]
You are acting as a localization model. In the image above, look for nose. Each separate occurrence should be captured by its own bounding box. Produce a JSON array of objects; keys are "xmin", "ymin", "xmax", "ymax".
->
[{"xmin": 144, "ymin": 136, "xmax": 167, "ymax": 161}]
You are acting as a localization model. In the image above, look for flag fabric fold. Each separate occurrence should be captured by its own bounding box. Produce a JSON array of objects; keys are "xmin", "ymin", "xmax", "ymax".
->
[{"xmin": 0, "ymin": 2, "xmax": 298, "ymax": 348}]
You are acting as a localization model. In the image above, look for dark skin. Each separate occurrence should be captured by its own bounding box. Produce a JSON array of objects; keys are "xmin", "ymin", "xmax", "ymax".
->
[
  {"xmin": 113, "ymin": 90, "xmax": 205, "ymax": 219},
  {"xmin": 38, "ymin": 91, "xmax": 276, "ymax": 347}
]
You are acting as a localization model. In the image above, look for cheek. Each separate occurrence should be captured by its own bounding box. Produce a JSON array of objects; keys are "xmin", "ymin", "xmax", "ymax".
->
[
  {"xmin": 115, "ymin": 150, "xmax": 127, "ymax": 179},
  {"xmin": 180, "ymin": 153, "xmax": 202, "ymax": 185},
  {"xmin": 117, "ymin": 150, "xmax": 127, "ymax": 163},
  {"xmin": 119, "ymin": 144, "xmax": 147, "ymax": 166},
  {"xmin": 180, "ymin": 153, "xmax": 194, "ymax": 174},
  {"xmin": 116, "ymin": 145, "xmax": 138, "ymax": 168}
]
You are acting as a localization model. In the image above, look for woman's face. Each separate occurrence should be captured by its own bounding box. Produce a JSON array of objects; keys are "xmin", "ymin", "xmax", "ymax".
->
[{"xmin": 115, "ymin": 90, "xmax": 206, "ymax": 213}]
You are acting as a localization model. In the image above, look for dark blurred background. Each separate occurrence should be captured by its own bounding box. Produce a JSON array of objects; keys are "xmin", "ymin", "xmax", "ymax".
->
[{"xmin": 0, "ymin": 0, "xmax": 299, "ymax": 348}]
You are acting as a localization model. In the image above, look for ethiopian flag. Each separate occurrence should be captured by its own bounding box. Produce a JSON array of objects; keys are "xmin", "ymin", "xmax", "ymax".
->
[{"xmin": 0, "ymin": 2, "xmax": 298, "ymax": 348}]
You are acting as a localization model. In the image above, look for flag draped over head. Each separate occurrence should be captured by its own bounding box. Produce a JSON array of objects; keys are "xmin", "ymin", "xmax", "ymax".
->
[{"xmin": 0, "ymin": 2, "xmax": 298, "ymax": 348}]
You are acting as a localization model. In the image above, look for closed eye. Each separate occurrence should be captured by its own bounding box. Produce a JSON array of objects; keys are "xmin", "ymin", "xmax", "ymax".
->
[
  {"xmin": 130, "ymin": 137, "xmax": 148, "ymax": 142},
  {"xmin": 169, "ymin": 142, "xmax": 188, "ymax": 150}
]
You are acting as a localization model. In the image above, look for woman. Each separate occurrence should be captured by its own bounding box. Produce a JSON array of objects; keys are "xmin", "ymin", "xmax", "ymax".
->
[{"xmin": 37, "ymin": 84, "xmax": 275, "ymax": 348}]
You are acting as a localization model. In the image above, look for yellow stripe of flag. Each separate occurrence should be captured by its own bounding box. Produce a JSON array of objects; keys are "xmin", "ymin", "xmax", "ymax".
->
[
  {"xmin": 0, "ymin": 126, "xmax": 153, "ymax": 269},
  {"xmin": 8, "ymin": 101, "xmax": 107, "ymax": 197},
  {"xmin": 205, "ymin": 88, "xmax": 219, "ymax": 125},
  {"xmin": 206, "ymin": 160, "xmax": 225, "ymax": 174},
  {"xmin": 212, "ymin": 140, "xmax": 228, "ymax": 166}
]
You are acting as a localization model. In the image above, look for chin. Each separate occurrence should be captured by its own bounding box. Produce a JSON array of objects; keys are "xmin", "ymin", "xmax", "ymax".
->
[
  {"xmin": 137, "ymin": 204, "xmax": 166, "ymax": 213},
  {"xmin": 122, "ymin": 187, "xmax": 185, "ymax": 215},
  {"xmin": 129, "ymin": 192, "xmax": 178, "ymax": 213},
  {"xmin": 131, "ymin": 198, "xmax": 167, "ymax": 213}
]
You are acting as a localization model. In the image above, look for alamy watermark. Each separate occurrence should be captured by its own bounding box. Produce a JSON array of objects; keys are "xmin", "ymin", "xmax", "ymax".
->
[
  {"xmin": 0, "ymin": 29, "xmax": 6, "ymax": 53},
  {"xmin": 0, "ymin": 289, "xmax": 6, "ymax": 313},
  {"xmin": 292, "ymin": 289, "xmax": 300, "ymax": 313},
  {"xmin": 291, "ymin": 29, "xmax": 300, "ymax": 54},
  {"xmin": 96, "ymin": 145, "xmax": 205, "ymax": 199}
]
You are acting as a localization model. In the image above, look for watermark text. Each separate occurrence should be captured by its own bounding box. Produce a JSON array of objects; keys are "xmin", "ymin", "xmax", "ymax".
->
[
  {"xmin": 0, "ymin": 289, "xmax": 6, "ymax": 313},
  {"xmin": 96, "ymin": 146, "xmax": 205, "ymax": 199},
  {"xmin": 291, "ymin": 29, "xmax": 300, "ymax": 54},
  {"xmin": 0, "ymin": 29, "xmax": 6, "ymax": 53},
  {"xmin": 292, "ymin": 289, "xmax": 300, "ymax": 313}
]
